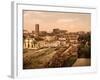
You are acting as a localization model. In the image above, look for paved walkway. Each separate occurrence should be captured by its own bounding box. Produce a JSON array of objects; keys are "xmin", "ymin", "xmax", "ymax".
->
[{"xmin": 72, "ymin": 58, "xmax": 91, "ymax": 67}]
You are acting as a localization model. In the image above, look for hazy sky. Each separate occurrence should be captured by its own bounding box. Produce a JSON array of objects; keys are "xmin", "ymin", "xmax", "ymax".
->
[{"xmin": 23, "ymin": 10, "xmax": 91, "ymax": 33}]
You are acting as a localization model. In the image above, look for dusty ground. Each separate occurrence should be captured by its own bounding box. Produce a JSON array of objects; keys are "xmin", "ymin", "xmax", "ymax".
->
[{"xmin": 72, "ymin": 58, "xmax": 91, "ymax": 66}]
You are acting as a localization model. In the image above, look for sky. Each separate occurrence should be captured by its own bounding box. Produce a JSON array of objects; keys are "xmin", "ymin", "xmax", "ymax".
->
[{"xmin": 23, "ymin": 10, "xmax": 91, "ymax": 33}]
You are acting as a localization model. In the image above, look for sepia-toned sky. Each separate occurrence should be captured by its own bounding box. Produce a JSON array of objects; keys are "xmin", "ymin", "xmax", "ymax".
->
[{"xmin": 23, "ymin": 10, "xmax": 91, "ymax": 33}]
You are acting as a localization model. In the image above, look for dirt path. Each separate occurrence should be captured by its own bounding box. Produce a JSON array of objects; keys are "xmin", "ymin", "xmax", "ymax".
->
[{"xmin": 72, "ymin": 58, "xmax": 91, "ymax": 66}]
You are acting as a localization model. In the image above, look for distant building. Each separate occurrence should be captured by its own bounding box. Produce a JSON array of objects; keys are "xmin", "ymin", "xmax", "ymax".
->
[
  {"xmin": 60, "ymin": 30, "xmax": 67, "ymax": 34},
  {"xmin": 35, "ymin": 24, "xmax": 39, "ymax": 38},
  {"xmin": 23, "ymin": 30, "xmax": 29, "ymax": 34},
  {"xmin": 23, "ymin": 30, "xmax": 30, "ymax": 39},
  {"xmin": 32, "ymin": 30, "xmax": 34, "ymax": 34},
  {"xmin": 39, "ymin": 31, "xmax": 47, "ymax": 36},
  {"xmin": 45, "ymin": 35, "xmax": 56, "ymax": 41},
  {"xmin": 67, "ymin": 32, "xmax": 79, "ymax": 44},
  {"xmin": 58, "ymin": 37, "xmax": 67, "ymax": 46},
  {"xmin": 77, "ymin": 31, "xmax": 85, "ymax": 35},
  {"xmin": 53, "ymin": 28, "xmax": 60, "ymax": 34}
]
